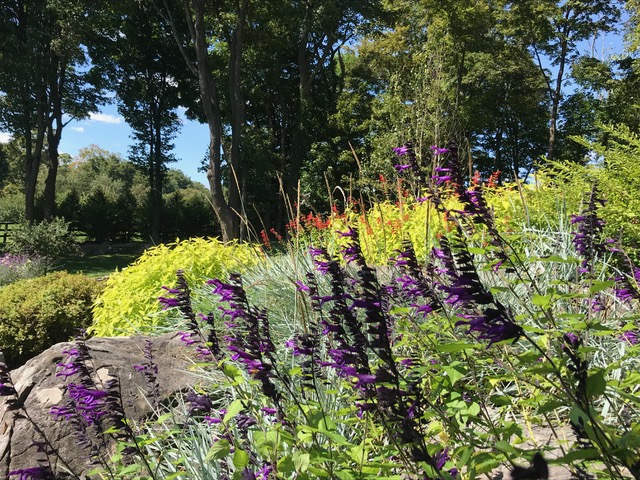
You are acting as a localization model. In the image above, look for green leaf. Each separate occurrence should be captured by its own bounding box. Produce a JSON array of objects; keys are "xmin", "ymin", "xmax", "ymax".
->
[
  {"xmin": 555, "ymin": 448, "xmax": 600, "ymax": 463},
  {"xmin": 233, "ymin": 449, "xmax": 250, "ymax": 470},
  {"xmin": 532, "ymin": 254, "xmax": 576, "ymax": 263},
  {"xmin": 494, "ymin": 440, "xmax": 518, "ymax": 454},
  {"xmin": 436, "ymin": 342, "xmax": 475, "ymax": 353},
  {"xmin": 206, "ymin": 439, "xmax": 231, "ymax": 461},
  {"xmin": 589, "ymin": 280, "xmax": 614, "ymax": 294},
  {"xmin": 442, "ymin": 364, "xmax": 467, "ymax": 386},
  {"xmin": 165, "ymin": 472, "xmax": 188, "ymax": 479},
  {"xmin": 318, "ymin": 416, "xmax": 337, "ymax": 433},
  {"xmin": 222, "ymin": 362, "xmax": 242, "ymax": 380},
  {"xmin": 335, "ymin": 469, "xmax": 356, "ymax": 480},
  {"xmin": 293, "ymin": 452, "xmax": 310, "ymax": 472},
  {"xmin": 531, "ymin": 294, "xmax": 551, "ymax": 308},
  {"xmin": 537, "ymin": 399, "xmax": 564, "ymax": 414},
  {"xmin": 223, "ymin": 399, "xmax": 244, "ymax": 423},
  {"xmin": 586, "ymin": 369, "xmax": 607, "ymax": 399},
  {"xmin": 118, "ymin": 464, "xmax": 141, "ymax": 475}
]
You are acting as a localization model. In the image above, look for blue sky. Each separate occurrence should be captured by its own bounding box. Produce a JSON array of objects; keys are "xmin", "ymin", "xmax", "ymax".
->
[{"xmin": 59, "ymin": 104, "xmax": 211, "ymax": 186}]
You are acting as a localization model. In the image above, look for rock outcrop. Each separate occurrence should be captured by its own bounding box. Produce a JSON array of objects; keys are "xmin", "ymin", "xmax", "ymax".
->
[{"xmin": 0, "ymin": 333, "xmax": 210, "ymax": 478}]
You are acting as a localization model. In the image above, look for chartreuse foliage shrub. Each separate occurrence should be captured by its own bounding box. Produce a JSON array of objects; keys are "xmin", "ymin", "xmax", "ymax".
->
[
  {"xmin": 565, "ymin": 125, "xmax": 640, "ymax": 256},
  {"xmin": 488, "ymin": 124, "xmax": 640, "ymax": 259},
  {"xmin": 0, "ymin": 271, "xmax": 102, "ymax": 368},
  {"xmin": 4, "ymin": 143, "xmax": 639, "ymax": 480},
  {"xmin": 288, "ymin": 197, "xmax": 458, "ymax": 266},
  {"xmin": 90, "ymin": 237, "xmax": 262, "ymax": 336}
]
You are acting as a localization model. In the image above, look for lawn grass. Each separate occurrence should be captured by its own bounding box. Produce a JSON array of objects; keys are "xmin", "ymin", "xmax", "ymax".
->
[{"xmin": 55, "ymin": 253, "xmax": 139, "ymax": 278}]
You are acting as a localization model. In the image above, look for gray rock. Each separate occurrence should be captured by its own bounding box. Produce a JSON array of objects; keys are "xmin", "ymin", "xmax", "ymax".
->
[{"xmin": 0, "ymin": 333, "xmax": 212, "ymax": 479}]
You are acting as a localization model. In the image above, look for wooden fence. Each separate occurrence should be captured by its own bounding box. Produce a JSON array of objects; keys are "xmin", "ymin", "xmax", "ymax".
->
[{"xmin": 0, "ymin": 222, "xmax": 15, "ymax": 246}]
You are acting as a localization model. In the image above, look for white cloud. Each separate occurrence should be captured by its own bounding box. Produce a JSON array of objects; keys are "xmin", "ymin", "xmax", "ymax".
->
[
  {"xmin": 89, "ymin": 112, "xmax": 123, "ymax": 125},
  {"xmin": 0, "ymin": 132, "xmax": 11, "ymax": 143},
  {"xmin": 70, "ymin": 126, "xmax": 85, "ymax": 133}
]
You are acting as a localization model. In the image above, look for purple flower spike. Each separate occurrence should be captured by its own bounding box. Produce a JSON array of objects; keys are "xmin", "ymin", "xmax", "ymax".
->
[
  {"xmin": 394, "ymin": 164, "xmax": 411, "ymax": 172},
  {"xmin": 393, "ymin": 145, "xmax": 409, "ymax": 156},
  {"xmin": 256, "ymin": 464, "xmax": 273, "ymax": 480},
  {"xmin": 621, "ymin": 331, "xmax": 638, "ymax": 345},
  {"xmin": 178, "ymin": 331, "xmax": 197, "ymax": 346},
  {"xmin": 9, "ymin": 467, "xmax": 53, "ymax": 480},
  {"xmin": 571, "ymin": 185, "xmax": 608, "ymax": 275},
  {"xmin": 430, "ymin": 145, "xmax": 450, "ymax": 156}
]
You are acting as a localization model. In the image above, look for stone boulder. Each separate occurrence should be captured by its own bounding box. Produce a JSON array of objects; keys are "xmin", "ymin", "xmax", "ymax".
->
[{"xmin": 0, "ymin": 333, "xmax": 214, "ymax": 479}]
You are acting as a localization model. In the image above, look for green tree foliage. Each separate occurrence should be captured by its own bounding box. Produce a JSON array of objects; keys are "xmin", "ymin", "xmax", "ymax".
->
[
  {"xmin": 0, "ymin": 0, "xmax": 104, "ymax": 221},
  {"xmin": 157, "ymin": 0, "xmax": 382, "ymax": 239},
  {"xmin": 91, "ymin": 0, "xmax": 195, "ymax": 244},
  {"xmin": 7, "ymin": 217, "xmax": 79, "ymax": 270},
  {"xmin": 504, "ymin": 0, "xmax": 621, "ymax": 161},
  {"xmin": 54, "ymin": 145, "xmax": 216, "ymax": 242}
]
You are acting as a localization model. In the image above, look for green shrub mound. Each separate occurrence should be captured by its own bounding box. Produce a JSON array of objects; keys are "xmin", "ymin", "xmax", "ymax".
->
[
  {"xmin": 91, "ymin": 237, "xmax": 263, "ymax": 337},
  {"xmin": 7, "ymin": 218, "xmax": 80, "ymax": 270},
  {"xmin": 0, "ymin": 271, "xmax": 102, "ymax": 368}
]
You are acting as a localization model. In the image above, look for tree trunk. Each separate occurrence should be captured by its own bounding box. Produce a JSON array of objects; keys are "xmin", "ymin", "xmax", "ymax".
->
[
  {"xmin": 43, "ymin": 62, "xmax": 65, "ymax": 222},
  {"xmin": 25, "ymin": 82, "xmax": 47, "ymax": 223},
  {"xmin": 547, "ymin": 37, "xmax": 567, "ymax": 161},
  {"xmin": 151, "ymin": 115, "xmax": 163, "ymax": 244},
  {"xmin": 188, "ymin": 0, "xmax": 242, "ymax": 241}
]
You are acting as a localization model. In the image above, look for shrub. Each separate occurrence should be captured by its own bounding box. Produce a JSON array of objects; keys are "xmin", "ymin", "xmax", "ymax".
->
[
  {"xmin": 0, "ymin": 184, "xmax": 24, "ymax": 223},
  {"xmin": 0, "ymin": 271, "xmax": 102, "ymax": 368},
  {"xmin": 7, "ymin": 218, "xmax": 80, "ymax": 270},
  {"xmin": 90, "ymin": 237, "xmax": 263, "ymax": 336}
]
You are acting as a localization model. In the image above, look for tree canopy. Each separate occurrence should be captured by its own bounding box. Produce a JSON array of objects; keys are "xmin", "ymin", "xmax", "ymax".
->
[{"xmin": 1, "ymin": 0, "xmax": 637, "ymax": 240}]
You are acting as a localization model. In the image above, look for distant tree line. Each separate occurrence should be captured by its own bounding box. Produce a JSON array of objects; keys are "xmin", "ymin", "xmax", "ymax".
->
[
  {"xmin": 1, "ymin": 0, "xmax": 639, "ymax": 241},
  {"xmin": 0, "ymin": 144, "xmax": 216, "ymax": 242}
]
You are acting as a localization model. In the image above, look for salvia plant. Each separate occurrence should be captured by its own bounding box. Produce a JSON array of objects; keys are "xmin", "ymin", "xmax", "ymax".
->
[
  {"xmin": 1, "ymin": 142, "xmax": 639, "ymax": 480},
  {"xmin": 0, "ymin": 252, "xmax": 46, "ymax": 286}
]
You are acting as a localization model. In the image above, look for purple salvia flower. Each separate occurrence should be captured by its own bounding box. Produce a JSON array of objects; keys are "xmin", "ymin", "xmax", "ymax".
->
[
  {"xmin": 218, "ymin": 274, "xmax": 282, "ymax": 406},
  {"xmin": 562, "ymin": 333, "xmax": 588, "ymax": 397},
  {"xmin": 160, "ymin": 270, "xmax": 198, "ymax": 328},
  {"xmin": 438, "ymin": 236, "xmax": 522, "ymax": 344},
  {"xmin": 236, "ymin": 413, "xmax": 257, "ymax": 429},
  {"xmin": 8, "ymin": 467, "xmax": 54, "ymax": 480},
  {"xmin": 393, "ymin": 146, "xmax": 410, "ymax": 156},
  {"xmin": 186, "ymin": 391, "xmax": 213, "ymax": 414},
  {"xmin": 391, "ymin": 142, "xmax": 428, "ymax": 186},
  {"xmin": 620, "ymin": 331, "xmax": 638, "ymax": 345},
  {"xmin": 256, "ymin": 464, "xmax": 273, "ymax": 480},
  {"xmin": 571, "ymin": 184, "xmax": 608, "ymax": 276},
  {"xmin": 393, "ymin": 243, "xmax": 442, "ymax": 317},
  {"xmin": 205, "ymin": 415, "xmax": 222, "ymax": 425},
  {"xmin": 66, "ymin": 383, "xmax": 109, "ymax": 425},
  {"xmin": 178, "ymin": 331, "xmax": 197, "ymax": 346},
  {"xmin": 133, "ymin": 339, "xmax": 160, "ymax": 408},
  {"xmin": 432, "ymin": 167, "xmax": 452, "ymax": 185},
  {"xmin": 430, "ymin": 145, "xmax": 450, "ymax": 156}
]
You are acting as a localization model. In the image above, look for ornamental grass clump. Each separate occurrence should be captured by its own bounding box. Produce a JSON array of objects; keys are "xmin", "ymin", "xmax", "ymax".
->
[{"xmin": 3, "ymin": 141, "xmax": 640, "ymax": 479}]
